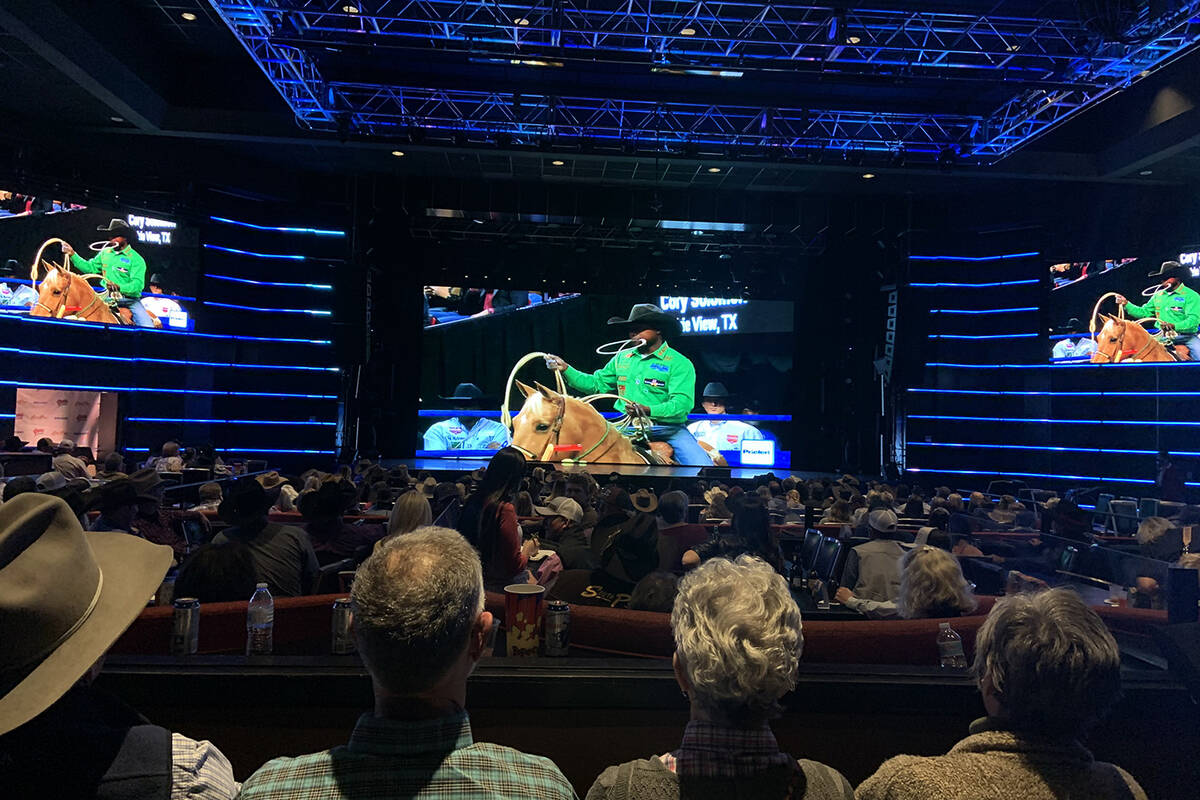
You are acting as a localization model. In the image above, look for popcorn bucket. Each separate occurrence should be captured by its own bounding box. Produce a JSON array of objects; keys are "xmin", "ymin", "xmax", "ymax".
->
[{"xmin": 503, "ymin": 583, "xmax": 546, "ymax": 657}]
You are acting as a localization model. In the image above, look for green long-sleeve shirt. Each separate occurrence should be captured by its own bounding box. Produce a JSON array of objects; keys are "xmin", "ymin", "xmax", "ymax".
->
[
  {"xmin": 70, "ymin": 244, "xmax": 146, "ymax": 297},
  {"xmin": 1126, "ymin": 284, "xmax": 1200, "ymax": 335},
  {"xmin": 562, "ymin": 341, "xmax": 696, "ymax": 425}
]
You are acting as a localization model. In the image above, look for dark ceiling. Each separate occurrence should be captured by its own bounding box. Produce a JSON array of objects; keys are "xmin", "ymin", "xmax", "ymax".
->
[{"xmin": 1, "ymin": 0, "xmax": 1200, "ymax": 204}]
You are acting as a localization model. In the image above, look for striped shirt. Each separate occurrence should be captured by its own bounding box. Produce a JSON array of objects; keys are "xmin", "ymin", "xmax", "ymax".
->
[{"xmin": 237, "ymin": 709, "xmax": 577, "ymax": 800}]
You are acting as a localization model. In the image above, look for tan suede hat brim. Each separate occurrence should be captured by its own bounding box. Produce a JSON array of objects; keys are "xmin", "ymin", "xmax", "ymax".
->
[{"xmin": 0, "ymin": 532, "xmax": 172, "ymax": 735}]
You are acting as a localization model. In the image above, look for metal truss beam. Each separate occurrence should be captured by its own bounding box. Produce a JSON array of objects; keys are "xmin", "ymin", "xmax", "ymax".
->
[{"xmin": 209, "ymin": 0, "xmax": 1200, "ymax": 163}]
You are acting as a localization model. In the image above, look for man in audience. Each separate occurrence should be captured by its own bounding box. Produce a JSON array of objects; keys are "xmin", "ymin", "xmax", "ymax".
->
[
  {"xmin": 89, "ymin": 477, "xmax": 140, "ymax": 534},
  {"xmin": 533, "ymin": 496, "xmax": 590, "ymax": 569},
  {"xmin": 564, "ymin": 472, "xmax": 601, "ymax": 528},
  {"xmin": 95, "ymin": 451, "xmax": 127, "ymax": 480},
  {"xmin": 149, "ymin": 441, "xmax": 184, "ymax": 473},
  {"xmin": 193, "ymin": 481, "xmax": 224, "ymax": 511},
  {"xmin": 654, "ymin": 489, "xmax": 709, "ymax": 572},
  {"xmin": 212, "ymin": 477, "xmax": 318, "ymax": 597},
  {"xmin": 0, "ymin": 493, "xmax": 237, "ymax": 799},
  {"xmin": 238, "ymin": 527, "xmax": 576, "ymax": 800},
  {"xmin": 857, "ymin": 588, "xmax": 1147, "ymax": 799},
  {"xmin": 840, "ymin": 509, "xmax": 907, "ymax": 603},
  {"xmin": 51, "ymin": 438, "xmax": 89, "ymax": 480}
]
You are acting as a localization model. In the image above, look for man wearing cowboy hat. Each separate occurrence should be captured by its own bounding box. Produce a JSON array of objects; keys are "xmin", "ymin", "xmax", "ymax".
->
[
  {"xmin": 138, "ymin": 272, "xmax": 183, "ymax": 329},
  {"xmin": 60, "ymin": 218, "xmax": 153, "ymax": 327},
  {"xmin": 1117, "ymin": 260, "xmax": 1200, "ymax": 361},
  {"xmin": 545, "ymin": 303, "xmax": 711, "ymax": 465},
  {"xmin": 0, "ymin": 494, "xmax": 238, "ymax": 798},
  {"xmin": 686, "ymin": 381, "xmax": 766, "ymax": 454},
  {"xmin": 1050, "ymin": 318, "xmax": 1097, "ymax": 360},
  {"xmin": 422, "ymin": 383, "xmax": 511, "ymax": 452}
]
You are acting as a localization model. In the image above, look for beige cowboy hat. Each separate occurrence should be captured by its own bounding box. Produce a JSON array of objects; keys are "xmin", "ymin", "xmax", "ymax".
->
[
  {"xmin": 630, "ymin": 488, "xmax": 659, "ymax": 513},
  {"xmin": 0, "ymin": 494, "xmax": 173, "ymax": 734},
  {"xmin": 255, "ymin": 471, "xmax": 288, "ymax": 491}
]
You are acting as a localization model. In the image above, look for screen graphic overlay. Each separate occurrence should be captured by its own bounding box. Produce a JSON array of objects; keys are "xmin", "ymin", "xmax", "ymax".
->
[
  {"xmin": 0, "ymin": 190, "xmax": 198, "ymax": 331},
  {"xmin": 421, "ymin": 290, "xmax": 794, "ymax": 467}
]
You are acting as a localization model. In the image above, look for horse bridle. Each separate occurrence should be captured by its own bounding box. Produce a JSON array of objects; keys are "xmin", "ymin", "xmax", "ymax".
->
[
  {"xmin": 1092, "ymin": 320, "xmax": 1168, "ymax": 363},
  {"xmin": 34, "ymin": 274, "xmax": 115, "ymax": 321},
  {"xmin": 511, "ymin": 394, "xmax": 628, "ymax": 463}
]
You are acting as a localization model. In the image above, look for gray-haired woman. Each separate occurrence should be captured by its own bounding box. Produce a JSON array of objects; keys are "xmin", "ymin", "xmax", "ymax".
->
[
  {"xmin": 586, "ymin": 555, "xmax": 853, "ymax": 800},
  {"xmin": 857, "ymin": 588, "xmax": 1147, "ymax": 800}
]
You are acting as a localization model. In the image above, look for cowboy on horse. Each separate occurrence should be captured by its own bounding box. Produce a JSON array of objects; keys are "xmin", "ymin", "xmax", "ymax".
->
[
  {"xmin": 59, "ymin": 218, "xmax": 153, "ymax": 327},
  {"xmin": 1116, "ymin": 260, "xmax": 1200, "ymax": 362},
  {"xmin": 543, "ymin": 304, "xmax": 712, "ymax": 465}
]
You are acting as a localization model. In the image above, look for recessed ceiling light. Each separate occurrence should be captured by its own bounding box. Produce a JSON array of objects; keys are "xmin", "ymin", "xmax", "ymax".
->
[
  {"xmin": 180, "ymin": 11, "xmax": 198, "ymax": 22},
  {"xmin": 1139, "ymin": 169, "xmax": 1153, "ymax": 176},
  {"xmin": 862, "ymin": 172, "xmax": 876, "ymax": 179},
  {"xmin": 1006, "ymin": 43, "xmax": 1020, "ymax": 52},
  {"xmin": 845, "ymin": 36, "xmax": 861, "ymax": 44},
  {"xmin": 110, "ymin": 115, "xmax": 124, "ymax": 123},
  {"xmin": 341, "ymin": 5, "xmax": 359, "ymax": 13},
  {"xmin": 514, "ymin": 17, "xmax": 530, "ymax": 25},
  {"xmin": 391, "ymin": 150, "xmax": 405, "ymax": 157},
  {"xmin": 707, "ymin": 167, "xmax": 721, "ymax": 173},
  {"xmin": 680, "ymin": 27, "xmax": 696, "ymax": 36},
  {"xmin": 551, "ymin": 159, "xmax": 565, "ymax": 166}
]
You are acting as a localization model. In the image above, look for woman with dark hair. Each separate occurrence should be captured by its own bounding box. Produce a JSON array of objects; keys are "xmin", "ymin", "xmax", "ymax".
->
[
  {"xmin": 681, "ymin": 495, "xmax": 784, "ymax": 573},
  {"xmin": 457, "ymin": 447, "xmax": 538, "ymax": 587}
]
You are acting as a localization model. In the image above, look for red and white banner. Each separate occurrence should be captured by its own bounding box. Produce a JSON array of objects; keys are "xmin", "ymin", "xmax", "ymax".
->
[{"xmin": 14, "ymin": 388, "xmax": 117, "ymax": 454}]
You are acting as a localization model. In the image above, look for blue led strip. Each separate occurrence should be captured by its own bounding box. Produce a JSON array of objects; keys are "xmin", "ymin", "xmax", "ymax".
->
[
  {"xmin": 910, "ymin": 252, "xmax": 1040, "ymax": 262},
  {"xmin": 929, "ymin": 307, "xmax": 1039, "ymax": 315},
  {"xmin": 206, "ymin": 273, "xmax": 334, "ymax": 290},
  {"xmin": 2, "ymin": 346, "xmax": 338, "ymax": 372},
  {"xmin": 209, "ymin": 215, "xmax": 345, "ymax": 237},
  {"xmin": 907, "ymin": 441, "xmax": 1200, "ymax": 457},
  {"xmin": 0, "ymin": 413, "xmax": 13, "ymax": 419},
  {"xmin": 127, "ymin": 417, "xmax": 336, "ymax": 426},
  {"xmin": 0, "ymin": 379, "xmax": 336, "ymax": 400},
  {"xmin": 0, "ymin": 311, "xmax": 330, "ymax": 344},
  {"xmin": 906, "ymin": 467, "xmax": 1154, "ymax": 484},
  {"xmin": 927, "ymin": 333, "xmax": 1038, "ymax": 340},
  {"xmin": 910, "ymin": 279, "xmax": 1041, "ymax": 288},
  {"xmin": 418, "ymin": 409, "xmax": 791, "ymax": 421},
  {"xmin": 204, "ymin": 301, "xmax": 332, "ymax": 316},
  {"xmin": 908, "ymin": 414, "xmax": 1200, "ymax": 427},
  {"xmin": 203, "ymin": 244, "xmax": 306, "ymax": 260},
  {"xmin": 909, "ymin": 388, "xmax": 1200, "ymax": 397}
]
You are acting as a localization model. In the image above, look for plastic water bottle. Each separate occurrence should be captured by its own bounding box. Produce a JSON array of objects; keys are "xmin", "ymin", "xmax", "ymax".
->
[
  {"xmin": 246, "ymin": 583, "xmax": 274, "ymax": 655},
  {"xmin": 937, "ymin": 621, "xmax": 967, "ymax": 668}
]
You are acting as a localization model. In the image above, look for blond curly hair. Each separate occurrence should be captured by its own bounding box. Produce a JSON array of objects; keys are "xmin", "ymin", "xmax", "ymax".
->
[{"xmin": 898, "ymin": 546, "xmax": 978, "ymax": 619}]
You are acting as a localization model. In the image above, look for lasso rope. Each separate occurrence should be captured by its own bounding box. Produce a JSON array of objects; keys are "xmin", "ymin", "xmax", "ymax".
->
[{"xmin": 30, "ymin": 238, "xmax": 72, "ymax": 282}]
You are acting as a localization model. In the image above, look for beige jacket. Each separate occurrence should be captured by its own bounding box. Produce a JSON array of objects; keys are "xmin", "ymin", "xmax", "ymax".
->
[{"xmin": 856, "ymin": 721, "xmax": 1147, "ymax": 800}]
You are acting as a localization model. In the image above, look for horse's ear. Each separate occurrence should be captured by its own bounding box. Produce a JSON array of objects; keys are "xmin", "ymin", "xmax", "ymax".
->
[
  {"xmin": 515, "ymin": 380, "xmax": 536, "ymax": 398},
  {"xmin": 533, "ymin": 381, "xmax": 559, "ymax": 399}
]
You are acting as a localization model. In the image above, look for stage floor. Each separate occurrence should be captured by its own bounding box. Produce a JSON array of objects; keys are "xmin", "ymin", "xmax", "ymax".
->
[{"xmin": 390, "ymin": 457, "xmax": 837, "ymax": 482}]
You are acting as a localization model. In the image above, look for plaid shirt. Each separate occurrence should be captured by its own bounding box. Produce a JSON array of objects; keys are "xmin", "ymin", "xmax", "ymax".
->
[
  {"xmin": 659, "ymin": 720, "xmax": 797, "ymax": 778},
  {"xmin": 237, "ymin": 709, "xmax": 577, "ymax": 800}
]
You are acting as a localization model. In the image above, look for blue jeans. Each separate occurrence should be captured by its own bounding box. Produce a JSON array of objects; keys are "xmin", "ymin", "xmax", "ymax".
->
[
  {"xmin": 1171, "ymin": 334, "xmax": 1200, "ymax": 362},
  {"xmin": 119, "ymin": 298, "xmax": 154, "ymax": 327},
  {"xmin": 648, "ymin": 424, "xmax": 713, "ymax": 466}
]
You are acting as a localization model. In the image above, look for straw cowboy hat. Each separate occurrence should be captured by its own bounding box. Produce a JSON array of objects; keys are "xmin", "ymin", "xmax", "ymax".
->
[
  {"xmin": 630, "ymin": 488, "xmax": 659, "ymax": 513},
  {"xmin": 0, "ymin": 493, "xmax": 173, "ymax": 734}
]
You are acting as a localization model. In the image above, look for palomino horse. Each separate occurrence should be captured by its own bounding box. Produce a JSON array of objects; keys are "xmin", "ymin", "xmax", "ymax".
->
[
  {"xmin": 31, "ymin": 268, "xmax": 129, "ymax": 324},
  {"xmin": 1090, "ymin": 313, "xmax": 1181, "ymax": 363},
  {"xmin": 510, "ymin": 381, "xmax": 674, "ymax": 464}
]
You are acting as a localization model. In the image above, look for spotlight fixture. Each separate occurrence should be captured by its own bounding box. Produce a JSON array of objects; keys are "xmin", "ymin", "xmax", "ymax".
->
[
  {"xmin": 514, "ymin": 17, "xmax": 531, "ymax": 25},
  {"xmin": 680, "ymin": 27, "xmax": 696, "ymax": 36},
  {"xmin": 861, "ymin": 173, "xmax": 876, "ymax": 179},
  {"xmin": 1139, "ymin": 169, "xmax": 1153, "ymax": 176},
  {"xmin": 845, "ymin": 35, "xmax": 861, "ymax": 44},
  {"xmin": 706, "ymin": 166, "xmax": 721, "ymax": 173},
  {"xmin": 181, "ymin": 11, "xmax": 198, "ymax": 21},
  {"xmin": 110, "ymin": 115, "xmax": 125, "ymax": 123},
  {"xmin": 390, "ymin": 150, "xmax": 405, "ymax": 157},
  {"xmin": 551, "ymin": 159, "xmax": 565, "ymax": 166},
  {"xmin": 1006, "ymin": 43, "xmax": 1020, "ymax": 52},
  {"xmin": 341, "ymin": 4, "xmax": 359, "ymax": 13}
]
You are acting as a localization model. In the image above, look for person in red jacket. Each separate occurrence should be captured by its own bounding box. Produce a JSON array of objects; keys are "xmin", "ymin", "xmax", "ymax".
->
[{"xmin": 457, "ymin": 447, "xmax": 538, "ymax": 588}]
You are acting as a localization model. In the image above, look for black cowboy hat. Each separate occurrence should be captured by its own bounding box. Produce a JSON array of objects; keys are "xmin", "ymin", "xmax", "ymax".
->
[
  {"xmin": 440, "ymin": 383, "xmax": 490, "ymax": 405},
  {"xmin": 606, "ymin": 303, "xmax": 681, "ymax": 338},
  {"xmin": 701, "ymin": 382, "xmax": 730, "ymax": 399},
  {"xmin": 96, "ymin": 218, "xmax": 134, "ymax": 238},
  {"xmin": 147, "ymin": 273, "xmax": 164, "ymax": 287},
  {"xmin": 1053, "ymin": 317, "xmax": 1085, "ymax": 335},
  {"xmin": 218, "ymin": 477, "xmax": 274, "ymax": 526},
  {"xmin": 297, "ymin": 479, "xmax": 357, "ymax": 521},
  {"xmin": 1148, "ymin": 261, "xmax": 1190, "ymax": 282},
  {"xmin": 1, "ymin": 435, "xmax": 28, "ymax": 451}
]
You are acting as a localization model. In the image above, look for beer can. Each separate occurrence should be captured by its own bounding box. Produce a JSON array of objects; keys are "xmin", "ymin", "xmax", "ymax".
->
[
  {"xmin": 544, "ymin": 600, "xmax": 570, "ymax": 656},
  {"xmin": 332, "ymin": 598, "xmax": 355, "ymax": 654},
  {"xmin": 171, "ymin": 598, "xmax": 200, "ymax": 655},
  {"xmin": 156, "ymin": 575, "xmax": 176, "ymax": 607}
]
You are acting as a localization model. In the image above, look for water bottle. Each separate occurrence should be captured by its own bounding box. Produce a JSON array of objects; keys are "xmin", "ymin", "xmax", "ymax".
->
[
  {"xmin": 937, "ymin": 621, "xmax": 967, "ymax": 668},
  {"xmin": 246, "ymin": 583, "xmax": 274, "ymax": 655}
]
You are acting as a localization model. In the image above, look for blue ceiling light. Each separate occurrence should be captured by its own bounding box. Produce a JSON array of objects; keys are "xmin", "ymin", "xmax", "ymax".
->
[{"xmin": 208, "ymin": 1, "xmax": 1200, "ymax": 163}]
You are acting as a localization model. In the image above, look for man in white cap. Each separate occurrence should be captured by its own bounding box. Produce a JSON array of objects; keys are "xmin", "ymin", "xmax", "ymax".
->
[
  {"xmin": 0, "ymin": 493, "xmax": 237, "ymax": 798},
  {"xmin": 839, "ymin": 508, "xmax": 909, "ymax": 604},
  {"xmin": 52, "ymin": 438, "xmax": 89, "ymax": 481}
]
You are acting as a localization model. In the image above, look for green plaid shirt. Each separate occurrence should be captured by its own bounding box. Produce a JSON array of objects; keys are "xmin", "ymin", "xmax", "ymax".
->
[{"xmin": 237, "ymin": 709, "xmax": 577, "ymax": 800}]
